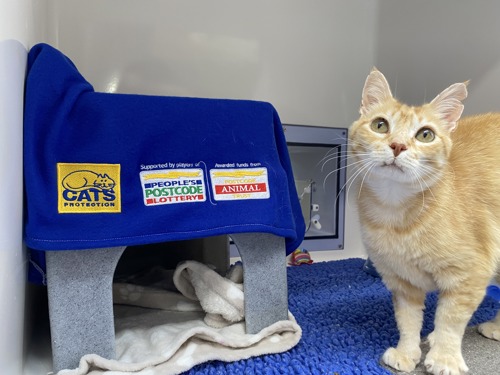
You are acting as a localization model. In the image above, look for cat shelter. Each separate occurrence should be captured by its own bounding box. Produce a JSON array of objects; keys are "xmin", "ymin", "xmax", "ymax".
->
[{"xmin": 22, "ymin": 42, "xmax": 307, "ymax": 373}]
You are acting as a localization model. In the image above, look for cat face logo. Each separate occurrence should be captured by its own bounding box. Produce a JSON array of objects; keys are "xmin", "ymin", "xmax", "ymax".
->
[{"xmin": 57, "ymin": 163, "xmax": 121, "ymax": 213}]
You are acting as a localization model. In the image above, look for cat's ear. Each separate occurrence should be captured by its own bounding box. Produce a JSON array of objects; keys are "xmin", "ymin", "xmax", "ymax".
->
[
  {"xmin": 360, "ymin": 67, "xmax": 393, "ymax": 116},
  {"xmin": 430, "ymin": 81, "xmax": 468, "ymax": 132}
]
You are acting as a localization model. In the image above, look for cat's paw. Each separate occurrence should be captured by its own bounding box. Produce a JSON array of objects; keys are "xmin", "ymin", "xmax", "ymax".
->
[
  {"xmin": 424, "ymin": 348, "xmax": 468, "ymax": 375},
  {"xmin": 382, "ymin": 347, "xmax": 419, "ymax": 372},
  {"xmin": 478, "ymin": 321, "xmax": 500, "ymax": 340}
]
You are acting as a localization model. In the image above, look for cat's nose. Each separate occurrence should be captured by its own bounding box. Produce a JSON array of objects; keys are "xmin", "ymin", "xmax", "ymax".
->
[{"xmin": 390, "ymin": 142, "xmax": 407, "ymax": 157}]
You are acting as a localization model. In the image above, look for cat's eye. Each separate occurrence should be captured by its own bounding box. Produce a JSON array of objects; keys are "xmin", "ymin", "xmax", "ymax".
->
[
  {"xmin": 370, "ymin": 118, "xmax": 389, "ymax": 134},
  {"xmin": 415, "ymin": 127, "xmax": 435, "ymax": 143}
]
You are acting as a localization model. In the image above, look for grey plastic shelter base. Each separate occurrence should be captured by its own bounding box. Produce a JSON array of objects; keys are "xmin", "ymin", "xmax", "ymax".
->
[
  {"xmin": 44, "ymin": 232, "xmax": 288, "ymax": 372},
  {"xmin": 231, "ymin": 233, "xmax": 288, "ymax": 334},
  {"xmin": 46, "ymin": 246, "xmax": 126, "ymax": 373}
]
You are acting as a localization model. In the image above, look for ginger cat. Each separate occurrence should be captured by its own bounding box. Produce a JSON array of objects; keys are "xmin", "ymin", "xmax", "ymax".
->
[{"xmin": 349, "ymin": 68, "xmax": 500, "ymax": 375}]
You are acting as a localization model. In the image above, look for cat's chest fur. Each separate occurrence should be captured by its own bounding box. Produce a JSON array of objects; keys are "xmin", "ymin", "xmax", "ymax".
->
[
  {"xmin": 358, "ymin": 186, "xmax": 442, "ymax": 291},
  {"xmin": 362, "ymin": 221, "xmax": 438, "ymax": 291}
]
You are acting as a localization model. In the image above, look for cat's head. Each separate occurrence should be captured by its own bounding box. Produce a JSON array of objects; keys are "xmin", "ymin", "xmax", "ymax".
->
[
  {"xmin": 95, "ymin": 174, "xmax": 115, "ymax": 189},
  {"xmin": 349, "ymin": 68, "xmax": 467, "ymax": 188}
]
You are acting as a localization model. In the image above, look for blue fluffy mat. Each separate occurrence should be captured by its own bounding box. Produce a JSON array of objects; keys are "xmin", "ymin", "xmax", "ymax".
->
[{"xmin": 187, "ymin": 258, "xmax": 499, "ymax": 375}]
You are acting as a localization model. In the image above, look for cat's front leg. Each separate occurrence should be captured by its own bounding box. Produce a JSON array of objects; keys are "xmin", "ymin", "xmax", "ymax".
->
[
  {"xmin": 382, "ymin": 282, "xmax": 426, "ymax": 372},
  {"xmin": 424, "ymin": 287, "xmax": 485, "ymax": 375}
]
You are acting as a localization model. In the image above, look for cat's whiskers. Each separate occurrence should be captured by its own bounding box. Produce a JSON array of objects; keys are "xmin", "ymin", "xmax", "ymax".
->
[
  {"xmin": 319, "ymin": 143, "xmax": 371, "ymax": 172},
  {"xmin": 316, "ymin": 142, "xmax": 367, "ymax": 172},
  {"xmin": 357, "ymin": 161, "xmax": 377, "ymax": 199},
  {"xmin": 416, "ymin": 163, "xmax": 447, "ymax": 195},
  {"xmin": 315, "ymin": 136, "xmax": 360, "ymax": 163},
  {"xmin": 317, "ymin": 146, "xmax": 343, "ymax": 166},
  {"xmin": 397, "ymin": 160, "xmax": 443, "ymax": 208},
  {"xmin": 338, "ymin": 159, "xmax": 376, "ymax": 207},
  {"xmin": 325, "ymin": 164, "xmax": 357, "ymax": 181},
  {"xmin": 326, "ymin": 158, "xmax": 366, "ymax": 205},
  {"xmin": 310, "ymin": 145, "xmax": 374, "ymax": 208},
  {"xmin": 319, "ymin": 153, "xmax": 358, "ymax": 171},
  {"xmin": 320, "ymin": 146, "xmax": 368, "ymax": 159},
  {"xmin": 419, "ymin": 158, "xmax": 454, "ymax": 180},
  {"xmin": 322, "ymin": 156, "xmax": 374, "ymax": 192},
  {"xmin": 321, "ymin": 154, "xmax": 371, "ymax": 176},
  {"xmin": 407, "ymin": 167, "xmax": 429, "ymax": 216}
]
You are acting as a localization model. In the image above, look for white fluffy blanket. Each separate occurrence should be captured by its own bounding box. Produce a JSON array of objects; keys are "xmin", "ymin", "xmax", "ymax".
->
[{"xmin": 58, "ymin": 261, "xmax": 301, "ymax": 375}]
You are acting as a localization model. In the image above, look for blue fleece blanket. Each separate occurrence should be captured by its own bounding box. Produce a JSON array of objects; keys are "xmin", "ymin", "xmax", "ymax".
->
[{"xmin": 24, "ymin": 44, "xmax": 304, "ymax": 257}]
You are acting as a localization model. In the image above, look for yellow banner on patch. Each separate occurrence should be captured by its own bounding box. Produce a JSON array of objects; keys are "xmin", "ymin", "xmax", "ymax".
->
[{"xmin": 57, "ymin": 163, "xmax": 121, "ymax": 214}]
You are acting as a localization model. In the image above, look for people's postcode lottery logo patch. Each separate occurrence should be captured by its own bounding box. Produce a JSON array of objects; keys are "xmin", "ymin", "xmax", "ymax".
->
[{"xmin": 140, "ymin": 168, "xmax": 206, "ymax": 206}]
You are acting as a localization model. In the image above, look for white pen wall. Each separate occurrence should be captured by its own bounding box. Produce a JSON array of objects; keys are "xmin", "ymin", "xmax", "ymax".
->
[{"xmin": 0, "ymin": 1, "xmax": 47, "ymax": 373}]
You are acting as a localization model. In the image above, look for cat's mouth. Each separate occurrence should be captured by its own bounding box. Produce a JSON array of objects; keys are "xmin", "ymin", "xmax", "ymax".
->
[{"xmin": 382, "ymin": 161, "xmax": 404, "ymax": 173}]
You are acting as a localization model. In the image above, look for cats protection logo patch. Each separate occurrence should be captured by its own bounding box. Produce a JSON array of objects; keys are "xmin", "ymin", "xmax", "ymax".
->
[{"xmin": 57, "ymin": 163, "xmax": 121, "ymax": 213}]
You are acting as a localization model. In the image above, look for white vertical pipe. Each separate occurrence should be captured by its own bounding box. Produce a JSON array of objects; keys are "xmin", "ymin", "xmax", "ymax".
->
[{"xmin": 0, "ymin": 1, "xmax": 30, "ymax": 373}]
